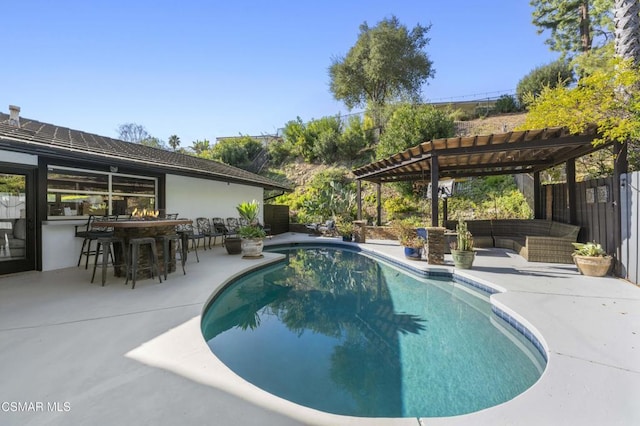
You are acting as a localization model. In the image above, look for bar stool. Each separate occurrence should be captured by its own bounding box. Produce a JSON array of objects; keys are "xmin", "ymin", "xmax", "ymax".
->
[
  {"xmin": 126, "ymin": 237, "xmax": 162, "ymax": 289},
  {"xmin": 157, "ymin": 233, "xmax": 186, "ymax": 280},
  {"xmin": 91, "ymin": 236, "xmax": 128, "ymax": 286}
]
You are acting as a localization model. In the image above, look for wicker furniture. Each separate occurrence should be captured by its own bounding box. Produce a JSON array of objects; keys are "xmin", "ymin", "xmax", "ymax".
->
[{"xmin": 444, "ymin": 219, "xmax": 580, "ymax": 263}]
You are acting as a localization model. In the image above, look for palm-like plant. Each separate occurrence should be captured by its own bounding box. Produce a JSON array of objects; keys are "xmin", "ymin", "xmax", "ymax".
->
[
  {"xmin": 236, "ymin": 200, "xmax": 266, "ymax": 239},
  {"xmin": 168, "ymin": 134, "xmax": 181, "ymax": 152}
]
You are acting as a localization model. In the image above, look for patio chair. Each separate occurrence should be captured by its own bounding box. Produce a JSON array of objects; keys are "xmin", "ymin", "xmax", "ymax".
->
[
  {"xmin": 226, "ymin": 217, "xmax": 240, "ymax": 234},
  {"xmin": 176, "ymin": 220, "xmax": 201, "ymax": 262},
  {"xmin": 76, "ymin": 214, "xmax": 118, "ymax": 269},
  {"xmin": 209, "ymin": 218, "xmax": 227, "ymax": 245},
  {"xmin": 317, "ymin": 220, "xmax": 336, "ymax": 235},
  {"xmin": 196, "ymin": 217, "xmax": 215, "ymax": 249}
]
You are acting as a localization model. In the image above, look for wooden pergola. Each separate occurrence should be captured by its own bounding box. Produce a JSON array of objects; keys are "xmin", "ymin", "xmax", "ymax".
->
[{"xmin": 352, "ymin": 125, "xmax": 627, "ymax": 230}]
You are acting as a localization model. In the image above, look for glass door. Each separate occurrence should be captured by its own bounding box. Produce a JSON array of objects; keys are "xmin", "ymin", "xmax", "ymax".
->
[{"xmin": 0, "ymin": 169, "xmax": 35, "ymax": 274}]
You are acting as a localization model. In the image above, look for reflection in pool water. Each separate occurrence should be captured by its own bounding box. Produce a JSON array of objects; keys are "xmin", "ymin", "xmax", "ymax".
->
[{"xmin": 201, "ymin": 247, "xmax": 545, "ymax": 418}]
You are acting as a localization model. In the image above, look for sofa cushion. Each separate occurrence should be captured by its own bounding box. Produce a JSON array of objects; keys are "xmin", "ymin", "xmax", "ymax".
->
[{"xmin": 549, "ymin": 222, "xmax": 580, "ymax": 240}]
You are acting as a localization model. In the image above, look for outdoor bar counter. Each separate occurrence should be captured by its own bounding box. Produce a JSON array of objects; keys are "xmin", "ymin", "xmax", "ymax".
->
[{"xmin": 92, "ymin": 219, "xmax": 191, "ymax": 278}]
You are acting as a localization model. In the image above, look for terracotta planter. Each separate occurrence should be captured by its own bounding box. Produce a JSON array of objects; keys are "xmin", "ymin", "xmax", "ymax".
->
[
  {"xmin": 573, "ymin": 255, "xmax": 612, "ymax": 277},
  {"xmin": 224, "ymin": 237, "xmax": 242, "ymax": 255},
  {"xmin": 241, "ymin": 238, "xmax": 264, "ymax": 258},
  {"xmin": 451, "ymin": 249, "xmax": 475, "ymax": 269}
]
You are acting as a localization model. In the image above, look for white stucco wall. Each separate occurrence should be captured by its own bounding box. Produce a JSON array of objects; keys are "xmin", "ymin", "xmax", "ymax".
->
[
  {"xmin": 165, "ymin": 174, "xmax": 264, "ymax": 222},
  {"xmin": 42, "ymin": 220, "xmax": 86, "ymax": 271}
]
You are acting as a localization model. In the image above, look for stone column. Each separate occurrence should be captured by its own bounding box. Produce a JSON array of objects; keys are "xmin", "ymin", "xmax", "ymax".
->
[
  {"xmin": 352, "ymin": 220, "xmax": 367, "ymax": 243},
  {"xmin": 425, "ymin": 227, "xmax": 445, "ymax": 264}
]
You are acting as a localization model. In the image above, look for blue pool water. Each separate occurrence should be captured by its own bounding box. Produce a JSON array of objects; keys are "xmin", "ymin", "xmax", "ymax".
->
[{"xmin": 201, "ymin": 246, "xmax": 545, "ymax": 418}]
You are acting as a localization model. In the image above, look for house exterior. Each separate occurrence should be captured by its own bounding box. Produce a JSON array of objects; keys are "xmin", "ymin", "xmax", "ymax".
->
[{"xmin": 0, "ymin": 106, "xmax": 289, "ymax": 275}]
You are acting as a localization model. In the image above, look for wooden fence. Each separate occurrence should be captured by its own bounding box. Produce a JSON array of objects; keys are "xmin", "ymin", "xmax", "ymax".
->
[
  {"xmin": 264, "ymin": 204, "xmax": 289, "ymax": 235},
  {"xmin": 541, "ymin": 174, "xmax": 639, "ymax": 284}
]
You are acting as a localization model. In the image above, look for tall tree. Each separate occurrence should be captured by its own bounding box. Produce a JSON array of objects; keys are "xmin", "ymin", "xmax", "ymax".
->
[
  {"xmin": 117, "ymin": 123, "xmax": 150, "ymax": 143},
  {"xmin": 329, "ymin": 16, "xmax": 434, "ymax": 112},
  {"xmin": 168, "ymin": 134, "xmax": 181, "ymax": 152},
  {"xmin": 614, "ymin": 0, "xmax": 640, "ymax": 63},
  {"xmin": 531, "ymin": 0, "xmax": 614, "ymax": 57}
]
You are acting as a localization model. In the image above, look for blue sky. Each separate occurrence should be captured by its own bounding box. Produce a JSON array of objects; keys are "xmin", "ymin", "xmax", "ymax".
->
[{"xmin": 3, "ymin": 1, "xmax": 559, "ymax": 146}]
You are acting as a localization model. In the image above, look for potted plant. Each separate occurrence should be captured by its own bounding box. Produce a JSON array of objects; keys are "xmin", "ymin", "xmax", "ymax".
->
[
  {"xmin": 236, "ymin": 200, "xmax": 267, "ymax": 258},
  {"xmin": 224, "ymin": 236, "xmax": 242, "ymax": 255},
  {"xmin": 450, "ymin": 219, "xmax": 475, "ymax": 269},
  {"xmin": 336, "ymin": 217, "xmax": 354, "ymax": 242},
  {"xmin": 572, "ymin": 241, "xmax": 612, "ymax": 277},
  {"xmin": 394, "ymin": 221, "xmax": 424, "ymax": 260}
]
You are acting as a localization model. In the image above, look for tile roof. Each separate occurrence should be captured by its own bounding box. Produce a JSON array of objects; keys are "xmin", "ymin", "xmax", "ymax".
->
[{"xmin": 0, "ymin": 112, "xmax": 290, "ymax": 191}]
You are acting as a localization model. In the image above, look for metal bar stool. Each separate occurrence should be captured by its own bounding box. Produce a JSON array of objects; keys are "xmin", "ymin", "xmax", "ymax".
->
[
  {"xmin": 91, "ymin": 236, "xmax": 128, "ymax": 286},
  {"xmin": 158, "ymin": 233, "xmax": 186, "ymax": 280},
  {"xmin": 125, "ymin": 237, "xmax": 162, "ymax": 289}
]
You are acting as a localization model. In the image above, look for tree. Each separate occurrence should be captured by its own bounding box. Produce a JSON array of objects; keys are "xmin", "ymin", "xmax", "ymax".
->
[
  {"xmin": 117, "ymin": 123, "xmax": 150, "ymax": 143},
  {"xmin": 376, "ymin": 104, "xmax": 454, "ymax": 159},
  {"xmin": 614, "ymin": 0, "xmax": 640, "ymax": 64},
  {"xmin": 211, "ymin": 136, "xmax": 263, "ymax": 169},
  {"xmin": 521, "ymin": 57, "xmax": 640, "ymax": 146},
  {"xmin": 140, "ymin": 137, "xmax": 166, "ymax": 149},
  {"xmin": 190, "ymin": 139, "xmax": 211, "ymax": 156},
  {"xmin": 329, "ymin": 16, "xmax": 434, "ymax": 113},
  {"xmin": 530, "ymin": 0, "xmax": 614, "ymax": 57},
  {"xmin": 516, "ymin": 58, "xmax": 575, "ymax": 106},
  {"xmin": 168, "ymin": 135, "xmax": 181, "ymax": 151}
]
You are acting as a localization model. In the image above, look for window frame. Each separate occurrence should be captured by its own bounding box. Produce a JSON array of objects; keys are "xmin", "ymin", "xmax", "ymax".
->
[{"xmin": 46, "ymin": 165, "xmax": 158, "ymax": 220}]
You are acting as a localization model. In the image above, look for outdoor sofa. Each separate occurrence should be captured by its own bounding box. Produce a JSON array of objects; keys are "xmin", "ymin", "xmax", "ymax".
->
[
  {"xmin": 444, "ymin": 219, "xmax": 580, "ymax": 263},
  {"xmin": 0, "ymin": 218, "xmax": 26, "ymax": 258}
]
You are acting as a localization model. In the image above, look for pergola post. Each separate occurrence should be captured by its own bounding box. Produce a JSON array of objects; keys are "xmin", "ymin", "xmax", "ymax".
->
[
  {"xmin": 533, "ymin": 171, "xmax": 541, "ymax": 219},
  {"xmin": 566, "ymin": 158, "xmax": 577, "ymax": 225},
  {"xmin": 356, "ymin": 180, "xmax": 362, "ymax": 220},
  {"xmin": 430, "ymin": 155, "xmax": 439, "ymax": 227},
  {"xmin": 376, "ymin": 183, "xmax": 382, "ymax": 226}
]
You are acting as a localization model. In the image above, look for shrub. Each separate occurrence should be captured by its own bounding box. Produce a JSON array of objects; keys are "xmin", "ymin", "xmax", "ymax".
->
[
  {"xmin": 516, "ymin": 59, "xmax": 575, "ymax": 107},
  {"xmin": 493, "ymin": 95, "xmax": 520, "ymax": 113},
  {"xmin": 376, "ymin": 104, "xmax": 455, "ymax": 159}
]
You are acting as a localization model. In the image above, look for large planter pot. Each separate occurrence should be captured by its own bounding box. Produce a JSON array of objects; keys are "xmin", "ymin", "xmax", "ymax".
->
[
  {"xmin": 224, "ymin": 237, "xmax": 242, "ymax": 255},
  {"xmin": 574, "ymin": 254, "xmax": 612, "ymax": 277},
  {"xmin": 241, "ymin": 238, "xmax": 264, "ymax": 259},
  {"xmin": 451, "ymin": 249, "xmax": 475, "ymax": 269},
  {"xmin": 404, "ymin": 246, "xmax": 423, "ymax": 260}
]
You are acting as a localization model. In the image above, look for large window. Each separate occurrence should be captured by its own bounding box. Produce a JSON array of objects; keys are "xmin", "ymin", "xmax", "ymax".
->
[{"xmin": 47, "ymin": 166, "xmax": 157, "ymax": 218}]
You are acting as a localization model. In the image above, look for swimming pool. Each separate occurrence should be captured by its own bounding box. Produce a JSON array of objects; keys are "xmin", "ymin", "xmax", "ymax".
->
[{"xmin": 201, "ymin": 246, "xmax": 546, "ymax": 418}]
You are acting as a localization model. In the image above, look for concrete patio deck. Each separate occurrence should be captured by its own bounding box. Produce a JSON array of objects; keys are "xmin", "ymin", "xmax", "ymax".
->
[{"xmin": 0, "ymin": 233, "xmax": 638, "ymax": 425}]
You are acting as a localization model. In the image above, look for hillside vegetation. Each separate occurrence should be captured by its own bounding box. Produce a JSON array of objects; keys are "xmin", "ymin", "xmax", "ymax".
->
[{"xmin": 263, "ymin": 111, "xmax": 533, "ymax": 226}]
